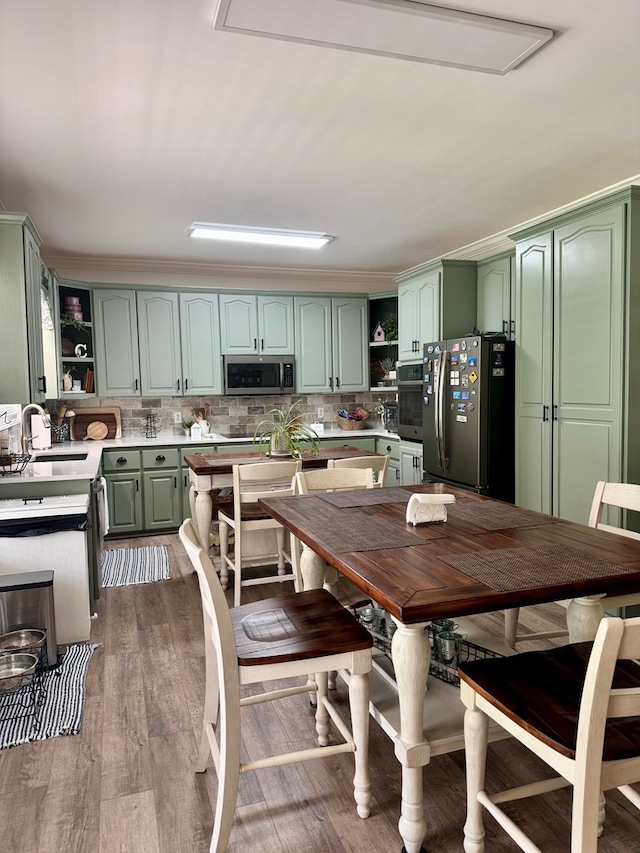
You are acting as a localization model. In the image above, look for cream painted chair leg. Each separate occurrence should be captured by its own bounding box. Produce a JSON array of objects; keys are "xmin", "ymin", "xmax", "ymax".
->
[
  {"xmin": 209, "ymin": 708, "xmax": 242, "ymax": 853},
  {"xmin": 276, "ymin": 526, "xmax": 287, "ymax": 573},
  {"xmin": 315, "ymin": 670, "xmax": 330, "ymax": 745},
  {"xmin": 503, "ymin": 607, "xmax": 519, "ymax": 649},
  {"xmin": 570, "ymin": 774, "xmax": 602, "ymax": 852},
  {"xmin": 289, "ymin": 532, "xmax": 302, "ymax": 592},
  {"xmin": 233, "ymin": 527, "xmax": 243, "ymax": 607},
  {"xmin": 218, "ymin": 521, "xmax": 230, "ymax": 590},
  {"xmin": 348, "ymin": 670, "xmax": 371, "ymax": 819},
  {"xmin": 463, "ymin": 705, "xmax": 488, "ymax": 853}
]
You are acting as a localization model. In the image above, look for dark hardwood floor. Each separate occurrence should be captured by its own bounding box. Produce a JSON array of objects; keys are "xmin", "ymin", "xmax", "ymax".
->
[{"xmin": 1, "ymin": 531, "xmax": 638, "ymax": 853}]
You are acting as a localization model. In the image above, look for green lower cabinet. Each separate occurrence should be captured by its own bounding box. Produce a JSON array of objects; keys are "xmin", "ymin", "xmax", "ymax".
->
[
  {"xmin": 143, "ymin": 469, "xmax": 180, "ymax": 530},
  {"xmin": 398, "ymin": 440, "xmax": 423, "ymax": 486},
  {"xmin": 105, "ymin": 471, "xmax": 143, "ymax": 534},
  {"xmin": 375, "ymin": 436, "xmax": 400, "ymax": 486}
]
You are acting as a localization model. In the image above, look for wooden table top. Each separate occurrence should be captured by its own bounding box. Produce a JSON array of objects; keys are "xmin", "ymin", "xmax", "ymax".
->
[
  {"xmin": 259, "ymin": 483, "xmax": 640, "ymax": 624},
  {"xmin": 184, "ymin": 445, "xmax": 380, "ymax": 475}
]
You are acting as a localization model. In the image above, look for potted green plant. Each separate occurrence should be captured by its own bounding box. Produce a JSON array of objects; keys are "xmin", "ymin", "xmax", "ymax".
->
[{"xmin": 253, "ymin": 401, "xmax": 320, "ymax": 458}]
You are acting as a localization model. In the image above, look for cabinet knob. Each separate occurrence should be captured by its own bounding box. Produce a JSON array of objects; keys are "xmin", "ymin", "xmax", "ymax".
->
[
  {"xmin": 386, "ymin": 445, "xmax": 392, "ymax": 452},
  {"xmin": 116, "ymin": 456, "xmax": 127, "ymax": 464},
  {"xmin": 156, "ymin": 454, "xmax": 166, "ymax": 462}
]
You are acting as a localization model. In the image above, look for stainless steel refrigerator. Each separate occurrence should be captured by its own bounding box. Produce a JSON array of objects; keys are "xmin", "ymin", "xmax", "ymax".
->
[{"xmin": 422, "ymin": 334, "xmax": 514, "ymax": 502}]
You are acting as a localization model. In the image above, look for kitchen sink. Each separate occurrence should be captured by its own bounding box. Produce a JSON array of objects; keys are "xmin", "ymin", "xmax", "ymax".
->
[{"xmin": 31, "ymin": 452, "xmax": 88, "ymax": 463}]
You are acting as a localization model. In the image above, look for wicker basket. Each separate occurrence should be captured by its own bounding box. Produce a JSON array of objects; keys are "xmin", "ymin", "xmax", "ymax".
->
[{"xmin": 337, "ymin": 408, "xmax": 369, "ymax": 430}]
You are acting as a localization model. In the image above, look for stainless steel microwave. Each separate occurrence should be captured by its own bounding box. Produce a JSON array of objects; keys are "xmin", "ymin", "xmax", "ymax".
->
[{"xmin": 223, "ymin": 355, "xmax": 295, "ymax": 395}]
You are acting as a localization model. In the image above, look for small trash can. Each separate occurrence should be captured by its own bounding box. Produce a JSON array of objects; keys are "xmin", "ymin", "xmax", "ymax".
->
[{"xmin": 0, "ymin": 570, "xmax": 58, "ymax": 666}]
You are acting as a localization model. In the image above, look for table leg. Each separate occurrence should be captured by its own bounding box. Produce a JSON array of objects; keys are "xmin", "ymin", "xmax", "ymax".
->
[
  {"xmin": 391, "ymin": 619, "xmax": 431, "ymax": 853},
  {"xmin": 193, "ymin": 488, "xmax": 213, "ymax": 553},
  {"xmin": 566, "ymin": 595, "xmax": 606, "ymax": 642},
  {"xmin": 300, "ymin": 541, "xmax": 329, "ymax": 590}
]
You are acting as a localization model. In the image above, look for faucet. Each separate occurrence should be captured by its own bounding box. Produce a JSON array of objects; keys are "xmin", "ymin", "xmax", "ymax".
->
[{"xmin": 21, "ymin": 404, "xmax": 51, "ymax": 455}]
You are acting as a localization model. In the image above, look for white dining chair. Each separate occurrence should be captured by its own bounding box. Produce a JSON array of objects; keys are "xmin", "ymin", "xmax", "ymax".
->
[
  {"xmin": 460, "ymin": 614, "xmax": 640, "ymax": 852},
  {"xmin": 218, "ymin": 460, "xmax": 301, "ymax": 607},
  {"xmin": 328, "ymin": 454, "xmax": 389, "ymax": 487},
  {"xmin": 179, "ymin": 518, "xmax": 373, "ymax": 853},
  {"xmin": 504, "ymin": 480, "xmax": 640, "ymax": 648}
]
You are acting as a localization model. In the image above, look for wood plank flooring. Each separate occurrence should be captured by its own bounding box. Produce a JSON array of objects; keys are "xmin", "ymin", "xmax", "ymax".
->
[{"xmin": 1, "ymin": 532, "xmax": 638, "ymax": 853}]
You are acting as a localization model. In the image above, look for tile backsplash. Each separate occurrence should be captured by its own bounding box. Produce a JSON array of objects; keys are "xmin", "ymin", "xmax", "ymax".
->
[{"xmin": 48, "ymin": 391, "xmax": 397, "ymax": 439}]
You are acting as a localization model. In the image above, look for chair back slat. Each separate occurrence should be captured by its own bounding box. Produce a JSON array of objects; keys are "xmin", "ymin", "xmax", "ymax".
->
[
  {"xmin": 233, "ymin": 460, "xmax": 301, "ymax": 505},
  {"xmin": 588, "ymin": 480, "xmax": 640, "ymax": 534},
  {"xmin": 329, "ymin": 455, "xmax": 389, "ymax": 487},
  {"xmin": 295, "ymin": 467, "xmax": 374, "ymax": 494}
]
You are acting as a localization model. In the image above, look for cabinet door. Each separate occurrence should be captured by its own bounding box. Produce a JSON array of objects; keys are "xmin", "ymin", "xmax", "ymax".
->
[
  {"xmin": 180, "ymin": 293, "xmax": 223, "ymax": 395},
  {"xmin": 105, "ymin": 471, "xmax": 142, "ymax": 533},
  {"xmin": 398, "ymin": 276, "xmax": 440, "ymax": 359},
  {"xmin": 399, "ymin": 440, "xmax": 423, "ymax": 485},
  {"xmin": 294, "ymin": 296, "xmax": 333, "ymax": 393},
  {"xmin": 398, "ymin": 282, "xmax": 419, "ymax": 360},
  {"xmin": 477, "ymin": 255, "xmax": 512, "ymax": 337},
  {"xmin": 138, "ymin": 292, "xmax": 182, "ymax": 395},
  {"xmin": 514, "ymin": 233, "xmax": 553, "ymax": 514},
  {"xmin": 94, "ymin": 290, "xmax": 140, "ymax": 396},
  {"xmin": 417, "ymin": 272, "xmax": 440, "ymax": 349},
  {"xmin": 257, "ymin": 295, "xmax": 294, "ymax": 354},
  {"xmin": 143, "ymin": 469, "xmax": 180, "ymax": 530},
  {"xmin": 219, "ymin": 295, "xmax": 258, "ymax": 354},
  {"xmin": 23, "ymin": 225, "xmax": 46, "ymax": 401},
  {"xmin": 552, "ymin": 205, "xmax": 624, "ymax": 523},
  {"xmin": 332, "ymin": 297, "xmax": 368, "ymax": 393}
]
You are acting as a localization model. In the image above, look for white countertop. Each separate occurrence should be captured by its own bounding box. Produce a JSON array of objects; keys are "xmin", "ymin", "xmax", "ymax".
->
[{"xmin": 0, "ymin": 428, "xmax": 400, "ymax": 486}]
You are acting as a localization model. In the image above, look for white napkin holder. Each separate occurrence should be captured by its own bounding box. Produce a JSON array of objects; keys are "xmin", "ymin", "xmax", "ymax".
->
[{"xmin": 406, "ymin": 493, "xmax": 456, "ymax": 525}]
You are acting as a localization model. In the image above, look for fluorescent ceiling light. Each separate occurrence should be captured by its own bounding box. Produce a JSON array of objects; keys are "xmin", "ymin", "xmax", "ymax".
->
[
  {"xmin": 188, "ymin": 222, "xmax": 334, "ymax": 249},
  {"xmin": 213, "ymin": 0, "xmax": 553, "ymax": 75}
]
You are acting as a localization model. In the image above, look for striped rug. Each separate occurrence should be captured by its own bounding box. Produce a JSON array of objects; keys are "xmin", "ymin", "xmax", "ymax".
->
[
  {"xmin": 0, "ymin": 643, "xmax": 97, "ymax": 750},
  {"xmin": 101, "ymin": 545, "xmax": 170, "ymax": 587}
]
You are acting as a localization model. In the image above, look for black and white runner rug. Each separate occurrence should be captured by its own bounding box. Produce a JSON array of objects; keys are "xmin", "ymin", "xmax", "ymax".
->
[
  {"xmin": 0, "ymin": 643, "xmax": 97, "ymax": 750},
  {"xmin": 101, "ymin": 545, "xmax": 170, "ymax": 587}
]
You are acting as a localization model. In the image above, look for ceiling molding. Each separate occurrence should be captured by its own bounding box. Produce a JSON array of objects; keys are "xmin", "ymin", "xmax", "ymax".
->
[{"xmin": 43, "ymin": 255, "xmax": 397, "ymax": 285}]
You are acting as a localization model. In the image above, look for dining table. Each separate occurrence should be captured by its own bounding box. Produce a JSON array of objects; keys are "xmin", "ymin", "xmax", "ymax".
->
[
  {"xmin": 258, "ymin": 481, "xmax": 640, "ymax": 853},
  {"xmin": 183, "ymin": 445, "xmax": 382, "ymax": 552}
]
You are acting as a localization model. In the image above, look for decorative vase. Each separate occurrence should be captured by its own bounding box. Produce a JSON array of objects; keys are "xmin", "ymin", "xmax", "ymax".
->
[{"xmin": 63, "ymin": 371, "xmax": 73, "ymax": 391}]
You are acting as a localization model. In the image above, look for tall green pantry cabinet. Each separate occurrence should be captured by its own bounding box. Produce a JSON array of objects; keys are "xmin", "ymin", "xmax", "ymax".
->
[{"xmin": 513, "ymin": 187, "xmax": 640, "ymax": 526}]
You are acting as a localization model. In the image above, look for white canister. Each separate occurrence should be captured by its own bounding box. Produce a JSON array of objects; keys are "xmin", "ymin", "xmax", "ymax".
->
[{"xmin": 31, "ymin": 415, "xmax": 51, "ymax": 450}]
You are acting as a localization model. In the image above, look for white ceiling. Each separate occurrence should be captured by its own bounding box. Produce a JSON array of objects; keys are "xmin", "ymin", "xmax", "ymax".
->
[{"xmin": 0, "ymin": 0, "xmax": 639, "ymax": 289}]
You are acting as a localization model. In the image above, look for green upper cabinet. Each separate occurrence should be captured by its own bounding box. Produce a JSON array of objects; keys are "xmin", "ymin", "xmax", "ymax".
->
[
  {"xmin": 137, "ymin": 292, "xmax": 182, "ymax": 395},
  {"xmin": 219, "ymin": 294, "xmax": 293, "ymax": 354},
  {"xmin": 94, "ymin": 289, "xmax": 141, "ymax": 396},
  {"xmin": 513, "ymin": 196, "xmax": 635, "ymax": 524},
  {"xmin": 396, "ymin": 260, "xmax": 477, "ymax": 362},
  {"xmin": 294, "ymin": 296, "xmax": 368, "ymax": 393},
  {"xmin": 0, "ymin": 213, "xmax": 46, "ymax": 404},
  {"xmin": 476, "ymin": 252, "xmax": 515, "ymax": 339},
  {"xmin": 179, "ymin": 293, "xmax": 223, "ymax": 395}
]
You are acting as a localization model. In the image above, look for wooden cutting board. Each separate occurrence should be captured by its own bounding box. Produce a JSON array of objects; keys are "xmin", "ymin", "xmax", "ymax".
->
[{"xmin": 71, "ymin": 407, "xmax": 121, "ymax": 440}]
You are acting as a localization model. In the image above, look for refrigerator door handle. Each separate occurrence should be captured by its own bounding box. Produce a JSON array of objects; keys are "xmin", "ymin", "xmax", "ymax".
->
[{"xmin": 435, "ymin": 351, "xmax": 448, "ymax": 468}]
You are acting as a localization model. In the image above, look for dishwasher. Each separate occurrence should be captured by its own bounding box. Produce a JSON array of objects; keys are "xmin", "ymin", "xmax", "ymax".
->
[{"xmin": 0, "ymin": 495, "xmax": 92, "ymax": 648}]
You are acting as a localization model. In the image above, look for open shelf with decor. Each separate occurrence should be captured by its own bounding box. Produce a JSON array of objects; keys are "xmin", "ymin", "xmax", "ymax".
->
[
  {"xmin": 57, "ymin": 282, "xmax": 96, "ymax": 396},
  {"xmin": 369, "ymin": 293, "xmax": 398, "ymax": 391}
]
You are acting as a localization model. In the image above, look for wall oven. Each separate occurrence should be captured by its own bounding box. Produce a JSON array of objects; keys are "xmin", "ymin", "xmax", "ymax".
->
[
  {"xmin": 223, "ymin": 355, "xmax": 295, "ymax": 395},
  {"xmin": 397, "ymin": 363, "xmax": 424, "ymax": 442}
]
